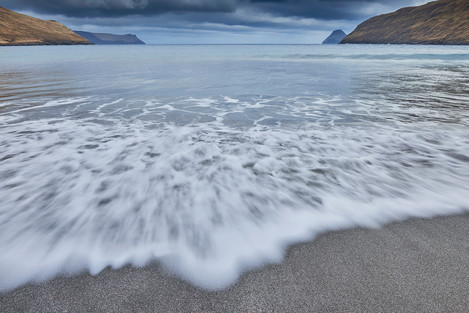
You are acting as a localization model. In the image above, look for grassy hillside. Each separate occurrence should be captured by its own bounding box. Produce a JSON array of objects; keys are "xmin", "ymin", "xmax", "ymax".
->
[
  {"xmin": 342, "ymin": 0, "xmax": 469, "ymax": 45},
  {"xmin": 0, "ymin": 6, "xmax": 91, "ymax": 46}
]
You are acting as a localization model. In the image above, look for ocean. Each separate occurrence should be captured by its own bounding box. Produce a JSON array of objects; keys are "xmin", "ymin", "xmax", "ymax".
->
[{"xmin": 1, "ymin": 44, "xmax": 469, "ymax": 291}]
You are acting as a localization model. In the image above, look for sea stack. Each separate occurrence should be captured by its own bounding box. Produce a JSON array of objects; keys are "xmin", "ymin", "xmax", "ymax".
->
[
  {"xmin": 322, "ymin": 30, "xmax": 347, "ymax": 44},
  {"xmin": 341, "ymin": 0, "xmax": 469, "ymax": 45},
  {"xmin": 0, "ymin": 6, "xmax": 91, "ymax": 46}
]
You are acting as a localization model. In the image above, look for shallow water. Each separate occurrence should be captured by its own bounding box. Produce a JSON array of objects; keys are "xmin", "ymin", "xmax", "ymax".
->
[{"xmin": 1, "ymin": 45, "xmax": 469, "ymax": 290}]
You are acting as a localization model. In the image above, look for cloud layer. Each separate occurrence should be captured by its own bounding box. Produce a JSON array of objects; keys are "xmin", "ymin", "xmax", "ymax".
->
[
  {"xmin": 2, "ymin": 0, "xmax": 431, "ymax": 43},
  {"xmin": 3, "ymin": 0, "xmax": 236, "ymax": 16},
  {"xmin": 3, "ymin": 0, "xmax": 428, "ymax": 19}
]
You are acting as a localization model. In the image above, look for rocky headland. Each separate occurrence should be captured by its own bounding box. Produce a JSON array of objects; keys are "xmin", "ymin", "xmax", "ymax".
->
[
  {"xmin": 74, "ymin": 31, "xmax": 145, "ymax": 45},
  {"xmin": 322, "ymin": 30, "xmax": 347, "ymax": 44}
]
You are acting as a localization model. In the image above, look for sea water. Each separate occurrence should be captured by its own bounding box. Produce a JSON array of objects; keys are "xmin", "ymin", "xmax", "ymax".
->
[{"xmin": 1, "ymin": 44, "xmax": 469, "ymax": 291}]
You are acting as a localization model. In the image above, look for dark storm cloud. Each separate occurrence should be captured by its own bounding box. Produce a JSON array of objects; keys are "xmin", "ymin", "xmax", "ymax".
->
[
  {"xmin": 244, "ymin": 0, "xmax": 422, "ymax": 20},
  {"xmin": 3, "ymin": 0, "xmax": 423, "ymax": 20},
  {"xmin": 1, "ymin": 0, "xmax": 237, "ymax": 17},
  {"xmin": 246, "ymin": 0, "xmax": 363, "ymax": 19}
]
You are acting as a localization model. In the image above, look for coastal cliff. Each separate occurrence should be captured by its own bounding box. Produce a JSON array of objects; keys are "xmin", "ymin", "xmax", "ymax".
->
[
  {"xmin": 0, "ymin": 6, "xmax": 91, "ymax": 46},
  {"xmin": 341, "ymin": 0, "xmax": 469, "ymax": 45},
  {"xmin": 74, "ymin": 31, "xmax": 145, "ymax": 45}
]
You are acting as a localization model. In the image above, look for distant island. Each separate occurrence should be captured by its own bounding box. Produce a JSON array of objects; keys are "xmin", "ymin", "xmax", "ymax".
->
[
  {"xmin": 0, "ymin": 6, "xmax": 91, "ymax": 46},
  {"xmin": 322, "ymin": 30, "xmax": 347, "ymax": 44},
  {"xmin": 341, "ymin": 0, "xmax": 469, "ymax": 45},
  {"xmin": 74, "ymin": 31, "xmax": 145, "ymax": 45}
]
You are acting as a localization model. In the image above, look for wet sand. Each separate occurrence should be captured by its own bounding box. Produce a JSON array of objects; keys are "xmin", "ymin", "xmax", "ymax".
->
[{"xmin": 2, "ymin": 214, "xmax": 469, "ymax": 312}]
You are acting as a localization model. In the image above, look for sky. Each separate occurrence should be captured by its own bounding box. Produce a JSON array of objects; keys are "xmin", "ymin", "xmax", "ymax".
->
[{"xmin": 3, "ymin": 0, "xmax": 431, "ymax": 44}]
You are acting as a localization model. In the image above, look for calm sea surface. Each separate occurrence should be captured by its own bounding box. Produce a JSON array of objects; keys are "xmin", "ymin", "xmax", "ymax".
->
[{"xmin": 1, "ymin": 45, "xmax": 469, "ymax": 290}]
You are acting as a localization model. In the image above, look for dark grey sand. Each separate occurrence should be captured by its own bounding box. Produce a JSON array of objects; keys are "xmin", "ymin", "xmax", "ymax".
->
[{"xmin": 2, "ymin": 214, "xmax": 469, "ymax": 312}]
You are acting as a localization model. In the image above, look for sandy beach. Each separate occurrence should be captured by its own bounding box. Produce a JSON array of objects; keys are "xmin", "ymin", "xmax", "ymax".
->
[{"xmin": 2, "ymin": 213, "xmax": 469, "ymax": 312}]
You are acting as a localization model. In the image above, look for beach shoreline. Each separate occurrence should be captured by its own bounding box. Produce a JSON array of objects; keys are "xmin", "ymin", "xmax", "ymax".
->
[{"xmin": 2, "ymin": 213, "xmax": 469, "ymax": 312}]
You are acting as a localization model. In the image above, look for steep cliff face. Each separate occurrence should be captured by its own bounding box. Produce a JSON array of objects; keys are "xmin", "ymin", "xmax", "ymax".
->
[
  {"xmin": 74, "ymin": 31, "xmax": 145, "ymax": 45},
  {"xmin": 341, "ymin": 0, "xmax": 469, "ymax": 45},
  {"xmin": 0, "ymin": 6, "xmax": 91, "ymax": 46},
  {"xmin": 322, "ymin": 30, "xmax": 347, "ymax": 44}
]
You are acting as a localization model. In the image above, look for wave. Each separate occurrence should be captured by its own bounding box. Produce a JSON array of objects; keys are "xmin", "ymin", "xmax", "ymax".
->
[{"xmin": 1, "ymin": 96, "xmax": 469, "ymax": 290}]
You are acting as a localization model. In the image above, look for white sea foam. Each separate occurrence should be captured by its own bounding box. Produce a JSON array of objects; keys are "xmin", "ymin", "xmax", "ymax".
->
[{"xmin": 1, "ymin": 94, "xmax": 469, "ymax": 291}]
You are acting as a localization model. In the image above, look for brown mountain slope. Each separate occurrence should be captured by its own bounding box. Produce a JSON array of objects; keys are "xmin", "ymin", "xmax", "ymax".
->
[
  {"xmin": 341, "ymin": 0, "xmax": 469, "ymax": 45},
  {"xmin": 0, "ymin": 6, "xmax": 91, "ymax": 46}
]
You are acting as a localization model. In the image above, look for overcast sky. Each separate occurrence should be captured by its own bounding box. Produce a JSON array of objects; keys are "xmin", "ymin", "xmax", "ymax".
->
[{"xmin": 3, "ymin": 0, "xmax": 431, "ymax": 44}]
